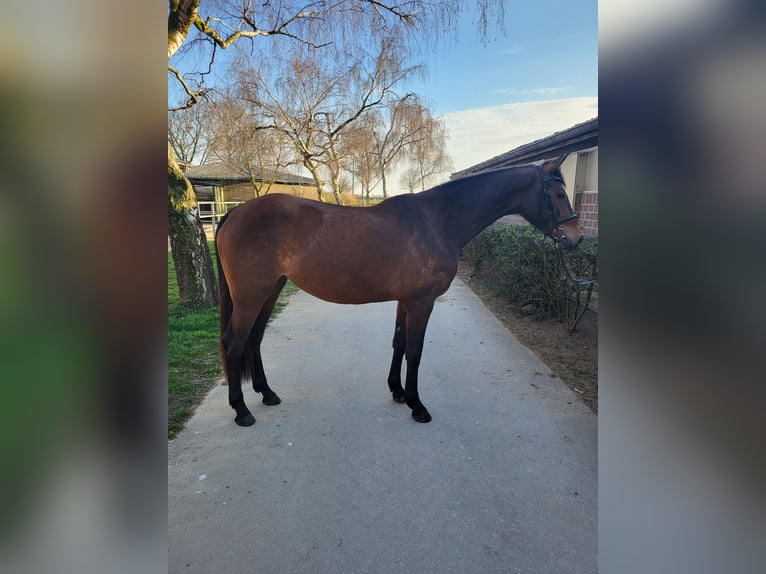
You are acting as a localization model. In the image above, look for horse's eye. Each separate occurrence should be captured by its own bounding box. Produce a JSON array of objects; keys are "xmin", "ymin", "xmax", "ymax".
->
[{"xmin": 557, "ymin": 192, "xmax": 566, "ymax": 199}]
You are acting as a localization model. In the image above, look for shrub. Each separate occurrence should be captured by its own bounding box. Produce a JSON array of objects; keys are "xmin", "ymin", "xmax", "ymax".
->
[{"xmin": 461, "ymin": 224, "xmax": 598, "ymax": 333}]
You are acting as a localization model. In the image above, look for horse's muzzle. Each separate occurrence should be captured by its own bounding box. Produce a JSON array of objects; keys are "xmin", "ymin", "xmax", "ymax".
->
[{"xmin": 552, "ymin": 227, "xmax": 583, "ymax": 250}]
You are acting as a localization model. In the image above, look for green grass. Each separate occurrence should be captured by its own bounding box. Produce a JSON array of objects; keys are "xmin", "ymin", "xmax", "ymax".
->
[{"xmin": 168, "ymin": 242, "xmax": 297, "ymax": 439}]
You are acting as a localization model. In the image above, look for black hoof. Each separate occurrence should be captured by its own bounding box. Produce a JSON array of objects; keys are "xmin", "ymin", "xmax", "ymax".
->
[
  {"xmin": 392, "ymin": 393, "xmax": 406, "ymax": 404},
  {"xmin": 262, "ymin": 393, "xmax": 281, "ymax": 406},
  {"xmin": 235, "ymin": 413, "xmax": 255, "ymax": 426},
  {"xmin": 412, "ymin": 411, "xmax": 432, "ymax": 423}
]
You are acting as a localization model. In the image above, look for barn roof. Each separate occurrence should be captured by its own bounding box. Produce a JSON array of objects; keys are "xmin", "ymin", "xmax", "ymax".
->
[
  {"xmin": 184, "ymin": 164, "xmax": 315, "ymax": 187},
  {"xmin": 451, "ymin": 116, "xmax": 598, "ymax": 179}
]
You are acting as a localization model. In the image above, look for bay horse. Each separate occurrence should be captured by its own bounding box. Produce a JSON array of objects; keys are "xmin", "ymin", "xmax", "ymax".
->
[{"xmin": 215, "ymin": 155, "xmax": 583, "ymax": 426}]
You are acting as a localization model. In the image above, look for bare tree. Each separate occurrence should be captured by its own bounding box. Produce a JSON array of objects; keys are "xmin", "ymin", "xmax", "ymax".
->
[
  {"xmin": 241, "ymin": 37, "xmax": 418, "ymax": 205},
  {"xmin": 399, "ymin": 165, "xmax": 421, "ymax": 193},
  {"xmin": 405, "ymin": 110, "xmax": 453, "ymax": 191},
  {"xmin": 168, "ymin": 0, "xmax": 505, "ymax": 306},
  {"xmin": 240, "ymin": 130, "xmax": 294, "ymax": 198},
  {"xmin": 347, "ymin": 95, "xmax": 448, "ymax": 197},
  {"xmin": 239, "ymin": 52, "xmax": 334, "ymax": 201},
  {"xmin": 319, "ymin": 38, "xmax": 423, "ymax": 203},
  {"xmin": 371, "ymin": 94, "xmax": 435, "ymax": 198},
  {"xmin": 344, "ymin": 118, "xmax": 379, "ymax": 200},
  {"xmin": 168, "ymin": 101, "xmax": 213, "ymax": 165},
  {"xmin": 206, "ymin": 91, "xmax": 294, "ymax": 197}
]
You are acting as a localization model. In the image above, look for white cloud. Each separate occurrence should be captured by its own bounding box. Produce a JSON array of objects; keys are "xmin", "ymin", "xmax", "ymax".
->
[{"xmin": 440, "ymin": 97, "xmax": 598, "ymax": 173}]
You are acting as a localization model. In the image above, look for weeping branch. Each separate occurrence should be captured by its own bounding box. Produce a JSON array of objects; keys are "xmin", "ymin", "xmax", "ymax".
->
[{"xmin": 361, "ymin": 0, "xmax": 418, "ymax": 25}]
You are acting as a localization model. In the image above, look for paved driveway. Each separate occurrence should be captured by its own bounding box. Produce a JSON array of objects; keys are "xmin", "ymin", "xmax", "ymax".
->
[{"xmin": 168, "ymin": 278, "xmax": 596, "ymax": 573}]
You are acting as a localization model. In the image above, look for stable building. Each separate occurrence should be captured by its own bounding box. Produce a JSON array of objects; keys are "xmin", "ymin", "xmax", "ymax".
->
[{"xmin": 184, "ymin": 163, "xmax": 318, "ymax": 204}]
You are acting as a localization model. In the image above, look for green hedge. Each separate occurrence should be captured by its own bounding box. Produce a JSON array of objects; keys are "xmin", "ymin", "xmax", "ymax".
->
[{"xmin": 461, "ymin": 225, "xmax": 598, "ymax": 333}]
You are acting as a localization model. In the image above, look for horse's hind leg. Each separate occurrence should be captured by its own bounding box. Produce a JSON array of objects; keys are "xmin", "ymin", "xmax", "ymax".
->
[
  {"xmin": 248, "ymin": 276, "xmax": 288, "ymax": 405},
  {"xmin": 222, "ymin": 281, "xmax": 281, "ymax": 426},
  {"xmin": 387, "ymin": 302, "xmax": 407, "ymax": 403},
  {"xmin": 222, "ymin": 308, "xmax": 260, "ymax": 426}
]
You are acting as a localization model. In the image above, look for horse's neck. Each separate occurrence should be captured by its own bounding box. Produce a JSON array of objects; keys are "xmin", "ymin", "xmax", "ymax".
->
[{"xmin": 422, "ymin": 169, "xmax": 534, "ymax": 249}]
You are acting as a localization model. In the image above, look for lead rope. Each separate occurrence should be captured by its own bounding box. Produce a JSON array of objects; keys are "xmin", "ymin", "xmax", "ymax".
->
[{"xmin": 556, "ymin": 246, "xmax": 598, "ymax": 286}]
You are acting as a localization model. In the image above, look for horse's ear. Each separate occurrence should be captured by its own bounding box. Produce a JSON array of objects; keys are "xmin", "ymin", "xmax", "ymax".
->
[{"xmin": 548, "ymin": 154, "xmax": 568, "ymax": 169}]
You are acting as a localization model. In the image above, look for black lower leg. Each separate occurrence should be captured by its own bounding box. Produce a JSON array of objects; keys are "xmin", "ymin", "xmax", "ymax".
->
[
  {"xmin": 249, "ymin": 346, "xmax": 281, "ymax": 405},
  {"xmin": 403, "ymin": 300, "xmax": 434, "ymax": 423},
  {"xmin": 229, "ymin": 372, "xmax": 255, "ymax": 426},
  {"xmin": 387, "ymin": 303, "xmax": 407, "ymax": 403},
  {"xmin": 405, "ymin": 375, "xmax": 432, "ymax": 423},
  {"xmin": 253, "ymin": 374, "xmax": 281, "ymax": 406},
  {"xmin": 224, "ymin": 334, "xmax": 255, "ymax": 426},
  {"xmin": 388, "ymin": 342, "xmax": 406, "ymax": 402}
]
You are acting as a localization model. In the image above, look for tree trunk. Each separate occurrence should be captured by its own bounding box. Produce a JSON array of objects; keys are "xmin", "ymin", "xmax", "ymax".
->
[
  {"xmin": 168, "ymin": 145, "xmax": 218, "ymax": 307},
  {"xmin": 168, "ymin": 0, "xmax": 201, "ymax": 59},
  {"xmin": 168, "ymin": 0, "xmax": 217, "ymax": 308},
  {"xmin": 380, "ymin": 156, "xmax": 389, "ymax": 199},
  {"xmin": 330, "ymin": 172, "xmax": 345, "ymax": 206},
  {"xmin": 248, "ymin": 168, "xmax": 261, "ymax": 198},
  {"xmin": 304, "ymin": 159, "xmax": 327, "ymax": 202}
]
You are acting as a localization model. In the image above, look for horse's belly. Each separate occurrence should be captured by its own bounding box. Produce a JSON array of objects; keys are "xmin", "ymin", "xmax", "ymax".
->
[{"xmin": 287, "ymin": 264, "xmax": 394, "ymax": 305}]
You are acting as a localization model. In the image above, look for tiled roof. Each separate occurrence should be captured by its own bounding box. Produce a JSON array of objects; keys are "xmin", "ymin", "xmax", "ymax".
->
[{"xmin": 184, "ymin": 163, "xmax": 315, "ymax": 186}]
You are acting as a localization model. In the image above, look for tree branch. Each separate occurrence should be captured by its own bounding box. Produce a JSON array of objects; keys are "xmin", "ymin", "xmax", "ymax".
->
[
  {"xmin": 360, "ymin": 0, "xmax": 417, "ymax": 25},
  {"xmin": 168, "ymin": 65, "xmax": 209, "ymax": 111},
  {"xmin": 193, "ymin": 8, "xmax": 331, "ymax": 51}
]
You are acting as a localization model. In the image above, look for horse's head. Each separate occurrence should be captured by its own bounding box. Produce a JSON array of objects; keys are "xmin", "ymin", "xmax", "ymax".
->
[{"xmin": 533, "ymin": 155, "xmax": 583, "ymax": 250}]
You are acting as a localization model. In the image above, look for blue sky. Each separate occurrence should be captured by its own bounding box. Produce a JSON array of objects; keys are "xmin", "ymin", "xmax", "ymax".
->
[{"xmin": 411, "ymin": 1, "xmax": 597, "ymax": 115}]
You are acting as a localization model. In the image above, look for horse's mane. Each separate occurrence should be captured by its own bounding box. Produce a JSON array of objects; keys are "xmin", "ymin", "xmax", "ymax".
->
[{"xmin": 415, "ymin": 163, "xmax": 540, "ymax": 203}]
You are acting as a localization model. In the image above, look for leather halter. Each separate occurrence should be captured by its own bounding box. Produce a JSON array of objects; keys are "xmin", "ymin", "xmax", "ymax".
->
[{"xmin": 538, "ymin": 165, "xmax": 577, "ymax": 241}]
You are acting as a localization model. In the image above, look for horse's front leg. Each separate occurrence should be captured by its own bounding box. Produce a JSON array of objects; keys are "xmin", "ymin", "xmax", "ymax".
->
[
  {"xmin": 403, "ymin": 298, "xmax": 435, "ymax": 423},
  {"xmin": 387, "ymin": 302, "xmax": 407, "ymax": 403}
]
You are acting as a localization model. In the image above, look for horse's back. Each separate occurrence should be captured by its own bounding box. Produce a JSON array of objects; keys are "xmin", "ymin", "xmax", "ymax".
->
[{"xmin": 221, "ymin": 193, "xmax": 308, "ymax": 226}]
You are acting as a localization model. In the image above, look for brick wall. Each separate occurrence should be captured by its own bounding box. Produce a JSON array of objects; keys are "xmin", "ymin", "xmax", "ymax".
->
[
  {"xmin": 498, "ymin": 199, "xmax": 599, "ymax": 237},
  {"xmin": 574, "ymin": 190, "xmax": 598, "ymax": 236}
]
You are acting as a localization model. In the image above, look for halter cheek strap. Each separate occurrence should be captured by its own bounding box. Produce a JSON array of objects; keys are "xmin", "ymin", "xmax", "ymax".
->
[{"xmin": 538, "ymin": 165, "xmax": 578, "ymax": 233}]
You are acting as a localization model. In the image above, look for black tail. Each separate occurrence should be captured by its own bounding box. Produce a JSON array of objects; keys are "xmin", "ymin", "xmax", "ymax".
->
[{"xmin": 215, "ymin": 209, "xmax": 236, "ymax": 384}]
